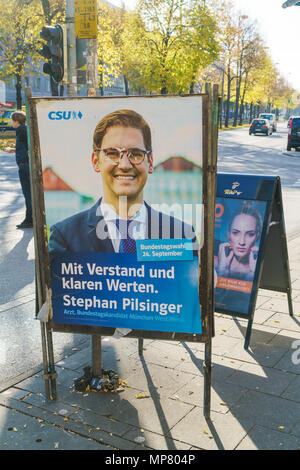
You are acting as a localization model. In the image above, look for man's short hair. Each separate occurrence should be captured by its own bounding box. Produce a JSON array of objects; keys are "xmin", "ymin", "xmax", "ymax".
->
[
  {"xmin": 11, "ymin": 111, "xmax": 26, "ymax": 125},
  {"xmin": 93, "ymin": 109, "xmax": 152, "ymax": 153}
]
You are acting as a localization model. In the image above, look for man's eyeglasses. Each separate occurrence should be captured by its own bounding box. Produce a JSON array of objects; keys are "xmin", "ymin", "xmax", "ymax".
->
[{"xmin": 96, "ymin": 147, "xmax": 151, "ymax": 165}]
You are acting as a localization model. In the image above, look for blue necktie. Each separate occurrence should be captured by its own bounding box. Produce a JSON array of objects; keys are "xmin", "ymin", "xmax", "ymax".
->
[{"xmin": 117, "ymin": 219, "xmax": 137, "ymax": 254}]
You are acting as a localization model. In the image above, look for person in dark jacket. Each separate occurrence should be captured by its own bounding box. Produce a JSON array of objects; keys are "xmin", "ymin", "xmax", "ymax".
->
[{"xmin": 10, "ymin": 111, "xmax": 33, "ymax": 228}]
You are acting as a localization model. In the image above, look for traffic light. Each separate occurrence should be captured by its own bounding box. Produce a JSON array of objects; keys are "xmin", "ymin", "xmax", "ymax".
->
[{"xmin": 40, "ymin": 24, "xmax": 66, "ymax": 83}]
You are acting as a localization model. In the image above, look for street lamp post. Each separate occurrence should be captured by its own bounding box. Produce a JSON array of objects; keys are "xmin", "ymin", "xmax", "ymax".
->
[{"xmin": 66, "ymin": 0, "xmax": 77, "ymax": 97}]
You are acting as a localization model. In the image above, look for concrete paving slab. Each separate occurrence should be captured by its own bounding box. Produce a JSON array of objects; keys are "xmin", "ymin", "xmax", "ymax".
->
[
  {"xmin": 223, "ymin": 339, "xmax": 287, "ymax": 367},
  {"xmin": 122, "ymin": 427, "xmax": 192, "ymax": 450},
  {"xmin": 169, "ymin": 407, "xmax": 253, "ymax": 450},
  {"xmin": 124, "ymin": 362, "xmax": 195, "ymax": 397},
  {"xmin": 231, "ymin": 389, "xmax": 300, "ymax": 434},
  {"xmin": 264, "ymin": 312, "xmax": 300, "ymax": 331},
  {"xmin": 236, "ymin": 425, "xmax": 300, "ymax": 450},
  {"xmin": 260, "ymin": 298, "xmax": 300, "ymax": 315},
  {"xmin": 0, "ymin": 391, "xmax": 139, "ymax": 450},
  {"xmin": 172, "ymin": 375, "xmax": 248, "ymax": 414},
  {"xmin": 291, "ymin": 419, "xmax": 300, "ymax": 438},
  {"xmin": 0, "ymin": 405, "xmax": 108, "ymax": 450},
  {"xmin": 281, "ymin": 375, "xmax": 300, "ymax": 402},
  {"xmin": 273, "ymin": 349, "xmax": 300, "ymax": 374},
  {"xmin": 130, "ymin": 340, "xmax": 193, "ymax": 370},
  {"xmin": 267, "ymin": 328, "xmax": 300, "ymax": 349},
  {"xmin": 252, "ymin": 308, "xmax": 275, "ymax": 325},
  {"xmin": 109, "ymin": 388, "xmax": 194, "ymax": 435},
  {"xmin": 225, "ymin": 362, "xmax": 296, "ymax": 396}
]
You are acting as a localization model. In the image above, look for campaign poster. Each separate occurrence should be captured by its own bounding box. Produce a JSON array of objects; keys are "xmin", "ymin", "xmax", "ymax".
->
[
  {"xmin": 35, "ymin": 96, "xmax": 203, "ymax": 334},
  {"xmin": 214, "ymin": 197, "xmax": 267, "ymax": 316}
]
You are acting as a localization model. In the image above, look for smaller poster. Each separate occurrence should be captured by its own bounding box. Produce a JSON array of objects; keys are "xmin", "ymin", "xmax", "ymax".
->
[{"xmin": 214, "ymin": 197, "xmax": 267, "ymax": 315}]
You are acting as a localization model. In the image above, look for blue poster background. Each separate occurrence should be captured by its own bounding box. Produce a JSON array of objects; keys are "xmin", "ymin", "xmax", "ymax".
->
[
  {"xmin": 214, "ymin": 197, "xmax": 267, "ymax": 315},
  {"xmin": 50, "ymin": 252, "xmax": 202, "ymax": 334}
]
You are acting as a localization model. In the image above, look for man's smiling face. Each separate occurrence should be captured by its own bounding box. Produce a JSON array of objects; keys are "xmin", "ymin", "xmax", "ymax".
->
[{"xmin": 92, "ymin": 126, "xmax": 153, "ymax": 209}]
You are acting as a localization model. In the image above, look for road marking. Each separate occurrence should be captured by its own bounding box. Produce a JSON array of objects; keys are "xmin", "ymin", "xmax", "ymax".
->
[
  {"xmin": 271, "ymin": 168, "xmax": 286, "ymax": 173},
  {"xmin": 291, "ymin": 179, "xmax": 300, "ymax": 187}
]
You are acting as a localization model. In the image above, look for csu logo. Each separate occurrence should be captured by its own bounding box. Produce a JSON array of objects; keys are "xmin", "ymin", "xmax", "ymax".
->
[{"xmin": 48, "ymin": 111, "xmax": 83, "ymax": 120}]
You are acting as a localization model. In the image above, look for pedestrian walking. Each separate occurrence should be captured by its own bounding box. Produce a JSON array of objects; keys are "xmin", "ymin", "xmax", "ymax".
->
[{"xmin": 8, "ymin": 111, "xmax": 33, "ymax": 229}]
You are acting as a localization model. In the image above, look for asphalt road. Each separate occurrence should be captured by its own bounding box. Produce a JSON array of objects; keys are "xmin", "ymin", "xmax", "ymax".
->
[{"xmin": 218, "ymin": 122, "xmax": 300, "ymax": 240}]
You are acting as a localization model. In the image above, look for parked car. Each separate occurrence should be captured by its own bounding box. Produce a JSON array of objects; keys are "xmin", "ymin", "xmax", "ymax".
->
[
  {"xmin": 287, "ymin": 116, "xmax": 300, "ymax": 151},
  {"xmin": 287, "ymin": 116, "xmax": 298, "ymax": 128},
  {"xmin": 258, "ymin": 113, "xmax": 277, "ymax": 132},
  {"xmin": 249, "ymin": 118, "xmax": 273, "ymax": 136},
  {"xmin": 0, "ymin": 109, "xmax": 16, "ymax": 132}
]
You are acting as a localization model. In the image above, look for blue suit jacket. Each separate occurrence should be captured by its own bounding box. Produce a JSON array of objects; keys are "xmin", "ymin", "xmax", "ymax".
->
[{"xmin": 48, "ymin": 199, "xmax": 198, "ymax": 254}]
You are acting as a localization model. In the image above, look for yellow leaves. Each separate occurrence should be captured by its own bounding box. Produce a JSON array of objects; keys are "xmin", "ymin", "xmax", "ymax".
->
[
  {"xmin": 0, "ymin": 0, "xmax": 44, "ymax": 80},
  {"xmin": 202, "ymin": 429, "xmax": 213, "ymax": 439},
  {"xmin": 0, "ymin": 139, "xmax": 15, "ymax": 152}
]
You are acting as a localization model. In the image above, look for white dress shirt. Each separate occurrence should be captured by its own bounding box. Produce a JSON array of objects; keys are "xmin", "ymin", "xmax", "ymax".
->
[{"xmin": 99, "ymin": 200, "xmax": 147, "ymax": 253}]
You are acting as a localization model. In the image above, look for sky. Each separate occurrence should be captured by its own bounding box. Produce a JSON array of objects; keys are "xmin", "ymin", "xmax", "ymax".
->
[{"xmin": 108, "ymin": 0, "xmax": 300, "ymax": 92}]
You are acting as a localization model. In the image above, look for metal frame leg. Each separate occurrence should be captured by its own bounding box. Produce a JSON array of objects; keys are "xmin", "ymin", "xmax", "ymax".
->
[
  {"xmin": 138, "ymin": 338, "xmax": 144, "ymax": 356},
  {"xmin": 40, "ymin": 323, "xmax": 51, "ymax": 400},
  {"xmin": 203, "ymin": 339, "xmax": 212, "ymax": 420},
  {"xmin": 92, "ymin": 335, "xmax": 102, "ymax": 377},
  {"xmin": 287, "ymin": 288, "xmax": 294, "ymax": 317}
]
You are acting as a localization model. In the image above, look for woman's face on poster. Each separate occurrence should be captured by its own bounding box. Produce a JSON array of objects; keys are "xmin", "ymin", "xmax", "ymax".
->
[{"xmin": 228, "ymin": 214, "xmax": 257, "ymax": 258}]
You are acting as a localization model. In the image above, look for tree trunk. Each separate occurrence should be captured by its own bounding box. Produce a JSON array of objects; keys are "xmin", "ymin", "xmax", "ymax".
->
[
  {"xmin": 225, "ymin": 68, "xmax": 231, "ymax": 128},
  {"xmin": 124, "ymin": 75, "xmax": 129, "ymax": 95},
  {"xmin": 99, "ymin": 72, "xmax": 104, "ymax": 96},
  {"xmin": 233, "ymin": 83, "xmax": 240, "ymax": 127},
  {"xmin": 15, "ymin": 73, "xmax": 22, "ymax": 109},
  {"xmin": 239, "ymin": 86, "xmax": 247, "ymax": 125},
  {"xmin": 249, "ymin": 102, "xmax": 253, "ymax": 123},
  {"xmin": 239, "ymin": 100, "xmax": 244, "ymax": 126}
]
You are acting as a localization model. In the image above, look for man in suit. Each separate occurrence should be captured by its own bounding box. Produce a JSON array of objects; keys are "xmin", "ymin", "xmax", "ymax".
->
[{"xmin": 48, "ymin": 109, "xmax": 198, "ymax": 254}]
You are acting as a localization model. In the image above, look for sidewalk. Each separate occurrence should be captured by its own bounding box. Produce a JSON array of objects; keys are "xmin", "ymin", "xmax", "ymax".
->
[{"xmin": 0, "ymin": 151, "xmax": 300, "ymax": 451}]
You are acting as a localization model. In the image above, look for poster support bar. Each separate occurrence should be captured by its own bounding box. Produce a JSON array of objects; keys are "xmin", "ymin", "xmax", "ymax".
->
[
  {"xmin": 203, "ymin": 339, "xmax": 212, "ymax": 419},
  {"xmin": 26, "ymin": 87, "xmax": 57, "ymax": 400},
  {"xmin": 201, "ymin": 83, "xmax": 219, "ymax": 419},
  {"xmin": 138, "ymin": 338, "xmax": 144, "ymax": 356},
  {"xmin": 287, "ymin": 290, "xmax": 293, "ymax": 317},
  {"xmin": 92, "ymin": 335, "xmax": 102, "ymax": 377},
  {"xmin": 277, "ymin": 177, "xmax": 293, "ymax": 318}
]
